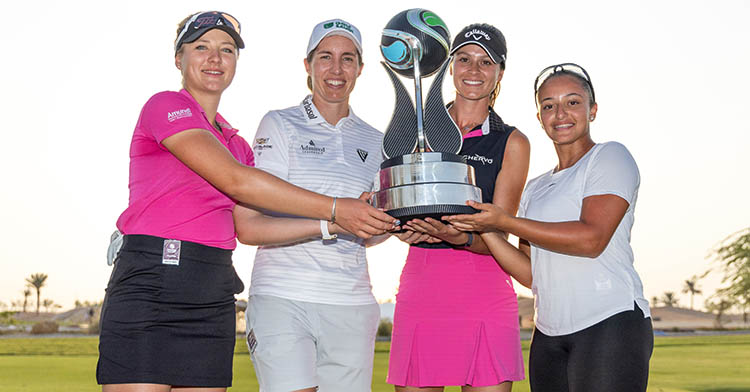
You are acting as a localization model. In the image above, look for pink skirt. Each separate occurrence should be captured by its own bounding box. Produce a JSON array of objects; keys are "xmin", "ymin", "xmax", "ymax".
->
[{"xmin": 387, "ymin": 246, "xmax": 524, "ymax": 387}]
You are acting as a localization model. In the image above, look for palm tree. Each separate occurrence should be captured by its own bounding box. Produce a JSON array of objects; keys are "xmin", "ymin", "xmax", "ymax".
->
[
  {"xmin": 42, "ymin": 299, "xmax": 59, "ymax": 313},
  {"xmin": 682, "ymin": 276, "xmax": 702, "ymax": 310},
  {"xmin": 22, "ymin": 287, "xmax": 32, "ymax": 313},
  {"xmin": 25, "ymin": 273, "xmax": 48, "ymax": 314},
  {"xmin": 706, "ymin": 298, "xmax": 733, "ymax": 328},
  {"xmin": 661, "ymin": 291, "xmax": 679, "ymax": 307}
]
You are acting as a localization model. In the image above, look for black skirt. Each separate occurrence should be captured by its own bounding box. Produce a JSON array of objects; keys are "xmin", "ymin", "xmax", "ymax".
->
[{"xmin": 97, "ymin": 234, "xmax": 244, "ymax": 387}]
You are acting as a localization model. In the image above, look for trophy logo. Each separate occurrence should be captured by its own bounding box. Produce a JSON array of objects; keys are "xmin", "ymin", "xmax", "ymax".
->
[{"xmin": 371, "ymin": 9, "xmax": 481, "ymax": 222}]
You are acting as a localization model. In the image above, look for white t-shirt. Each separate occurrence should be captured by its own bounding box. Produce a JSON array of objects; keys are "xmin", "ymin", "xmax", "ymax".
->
[
  {"xmin": 518, "ymin": 142, "xmax": 650, "ymax": 336},
  {"xmin": 248, "ymin": 96, "xmax": 384, "ymax": 306}
]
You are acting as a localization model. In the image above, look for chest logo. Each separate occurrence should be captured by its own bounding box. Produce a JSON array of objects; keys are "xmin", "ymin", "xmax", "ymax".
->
[
  {"xmin": 463, "ymin": 153, "xmax": 494, "ymax": 165},
  {"xmin": 301, "ymin": 140, "xmax": 326, "ymax": 155},
  {"xmin": 356, "ymin": 148, "xmax": 368, "ymax": 162}
]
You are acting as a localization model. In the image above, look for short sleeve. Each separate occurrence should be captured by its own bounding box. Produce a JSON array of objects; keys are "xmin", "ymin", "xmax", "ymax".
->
[
  {"xmin": 140, "ymin": 92, "xmax": 208, "ymax": 143},
  {"xmin": 518, "ymin": 183, "xmax": 531, "ymax": 218},
  {"xmin": 583, "ymin": 142, "xmax": 640, "ymax": 205},
  {"xmin": 252, "ymin": 111, "xmax": 290, "ymax": 180}
]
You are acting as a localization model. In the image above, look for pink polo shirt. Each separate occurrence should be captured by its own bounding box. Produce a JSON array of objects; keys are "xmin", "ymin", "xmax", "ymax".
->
[{"xmin": 116, "ymin": 89, "xmax": 254, "ymax": 249}]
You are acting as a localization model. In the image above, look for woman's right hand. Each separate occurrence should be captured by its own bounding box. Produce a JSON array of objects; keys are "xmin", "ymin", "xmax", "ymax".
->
[
  {"xmin": 443, "ymin": 200, "xmax": 511, "ymax": 232},
  {"xmin": 334, "ymin": 197, "xmax": 398, "ymax": 239}
]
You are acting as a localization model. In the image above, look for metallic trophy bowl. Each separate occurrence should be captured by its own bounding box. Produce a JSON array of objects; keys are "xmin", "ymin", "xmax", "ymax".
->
[{"xmin": 371, "ymin": 9, "xmax": 481, "ymax": 222}]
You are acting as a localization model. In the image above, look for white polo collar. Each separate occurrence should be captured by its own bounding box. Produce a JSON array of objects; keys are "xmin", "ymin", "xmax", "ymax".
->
[
  {"xmin": 299, "ymin": 95, "xmax": 357, "ymax": 128},
  {"xmin": 299, "ymin": 95, "xmax": 325, "ymax": 125}
]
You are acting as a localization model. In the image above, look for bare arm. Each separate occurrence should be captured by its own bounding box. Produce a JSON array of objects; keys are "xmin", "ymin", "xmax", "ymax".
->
[
  {"xmin": 473, "ymin": 129, "xmax": 531, "ymax": 251},
  {"xmin": 480, "ymin": 231, "xmax": 532, "ymax": 288},
  {"xmin": 234, "ymin": 203, "xmax": 326, "ymax": 246},
  {"xmin": 447, "ymin": 194, "xmax": 629, "ymax": 258},
  {"xmin": 500, "ymin": 194, "xmax": 628, "ymax": 257},
  {"xmin": 161, "ymin": 129, "xmax": 396, "ymax": 238},
  {"xmin": 233, "ymin": 192, "xmax": 391, "ymax": 246}
]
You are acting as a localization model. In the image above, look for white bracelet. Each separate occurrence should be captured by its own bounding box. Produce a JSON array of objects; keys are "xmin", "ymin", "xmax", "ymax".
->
[{"xmin": 320, "ymin": 220, "xmax": 337, "ymax": 240}]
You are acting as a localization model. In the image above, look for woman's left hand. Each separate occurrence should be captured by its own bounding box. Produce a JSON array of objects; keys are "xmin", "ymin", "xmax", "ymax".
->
[
  {"xmin": 405, "ymin": 217, "xmax": 471, "ymax": 246},
  {"xmin": 443, "ymin": 200, "xmax": 511, "ymax": 232}
]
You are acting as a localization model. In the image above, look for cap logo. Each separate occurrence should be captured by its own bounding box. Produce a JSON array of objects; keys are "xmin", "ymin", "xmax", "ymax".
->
[
  {"xmin": 324, "ymin": 22, "xmax": 334, "ymax": 29},
  {"xmin": 194, "ymin": 15, "xmax": 219, "ymax": 29},
  {"xmin": 465, "ymin": 29, "xmax": 491, "ymax": 41},
  {"xmin": 333, "ymin": 21, "xmax": 353, "ymax": 33}
]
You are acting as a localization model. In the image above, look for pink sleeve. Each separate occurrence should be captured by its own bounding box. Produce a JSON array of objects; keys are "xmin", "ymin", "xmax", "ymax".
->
[
  {"xmin": 140, "ymin": 91, "xmax": 208, "ymax": 143},
  {"xmin": 246, "ymin": 148, "xmax": 255, "ymax": 167}
]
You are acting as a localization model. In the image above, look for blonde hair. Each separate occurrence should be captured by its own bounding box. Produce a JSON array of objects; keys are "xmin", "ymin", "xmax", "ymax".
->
[{"xmin": 174, "ymin": 14, "xmax": 193, "ymax": 55}]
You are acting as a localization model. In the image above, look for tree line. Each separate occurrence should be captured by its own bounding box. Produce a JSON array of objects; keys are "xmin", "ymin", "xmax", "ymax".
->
[{"xmin": 652, "ymin": 227, "xmax": 750, "ymax": 327}]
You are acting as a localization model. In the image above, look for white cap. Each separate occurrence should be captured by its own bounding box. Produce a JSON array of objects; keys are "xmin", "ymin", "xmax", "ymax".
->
[{"xmin": 306, "ymin": 19, "xmax": 363, "ymax": 56}]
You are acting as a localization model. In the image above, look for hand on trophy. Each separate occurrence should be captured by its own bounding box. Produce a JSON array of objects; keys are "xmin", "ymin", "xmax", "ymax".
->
[
  {"xmin": 394, "ymin": 229, "xmax": 441, "ymax": 245},
  {"xmin": 404, "ymin": 217, "xmax": 470, "ymax": 246},
  {"xmin": 443, "ymin": 200, "xmax": 512, "ymax": 233},
  {"xmin": 334, "ymin": 197, "xmax": 399, "ymax": 239}
]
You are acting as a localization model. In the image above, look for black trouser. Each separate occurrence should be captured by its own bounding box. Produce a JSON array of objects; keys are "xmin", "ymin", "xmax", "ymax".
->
[{"xmin": 529, "ymin": 305, "xmax": 653, "ymax": 392}]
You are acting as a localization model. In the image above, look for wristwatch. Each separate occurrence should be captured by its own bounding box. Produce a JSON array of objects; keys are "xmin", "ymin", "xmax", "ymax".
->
[{"xmin": 320, "ymin": 220, "xmax": 337, "ymax": 240}]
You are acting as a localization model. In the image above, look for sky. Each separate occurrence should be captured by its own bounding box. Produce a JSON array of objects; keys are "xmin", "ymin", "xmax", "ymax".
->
[{"xmin": 1, "ymin": 0, "xmax": 748, "ymax": 312}]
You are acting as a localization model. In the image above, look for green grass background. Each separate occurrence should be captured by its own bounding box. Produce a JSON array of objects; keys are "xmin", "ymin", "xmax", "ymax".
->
[{"xmin": 0, "ymin": 335, "xmax": 748, "ymax": 391}]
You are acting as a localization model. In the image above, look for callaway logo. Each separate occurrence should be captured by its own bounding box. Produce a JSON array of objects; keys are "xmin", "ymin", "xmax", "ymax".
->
[
  {"xmin": 356, "ymin": 148, "xmax": 368, "ymax": 162},
  {"xmin": 464, "ymin": 153, "xmax": 494, "ymax": 165},
  {"xmin": 301, "ymin": 140, "xmax": 325, "ymax": 154},
  {"xmin": 167, "ymin": 108, "xmax": 192, "ymax": 122},
  {"xmin": 302, "ymin": 97, "xmax": 318, "ymax": 120},
  {"xmin": 465, "ymin": 29, "xmax": 491, "ymax": 41}
]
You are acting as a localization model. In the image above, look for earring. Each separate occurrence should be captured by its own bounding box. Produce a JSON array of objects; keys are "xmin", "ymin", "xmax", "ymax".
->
[{"xmin": 589, "ymin": 116, "xmax": 594, "ymax": 121}]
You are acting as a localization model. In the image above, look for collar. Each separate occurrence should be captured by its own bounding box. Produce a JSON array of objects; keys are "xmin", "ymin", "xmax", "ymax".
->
[
  {"xmin": 180, "ymin": 89, "xmax": 238, "ymax": 139},
  {"xmin": 298, "ymin": 95, "xmax": 357, "ymax": 128},
  {"xmin": 299, "ymin": 95, "xmax": 326, "ymax": 125},
  {"xmin": 479, "ymin": 113, "xmax": 490, "ymax": 136},
  {"xmin": 447, "ymin": 101, "xmax": 491, "ymax": 139}
]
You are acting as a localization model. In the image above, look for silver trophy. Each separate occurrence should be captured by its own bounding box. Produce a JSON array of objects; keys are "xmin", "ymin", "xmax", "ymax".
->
[{"xmin": 371, "ymin": 9, "xmax": 481, "ymax": 222}]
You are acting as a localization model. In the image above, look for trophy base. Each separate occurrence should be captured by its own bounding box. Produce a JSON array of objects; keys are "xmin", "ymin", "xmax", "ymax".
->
[
  {"xmin": 371, "ymin": 152, "xmax": 482, "ymax": 228},
  {"xmin": 386, "ymin": 203, "xmax": 479, "ymax": 224}
]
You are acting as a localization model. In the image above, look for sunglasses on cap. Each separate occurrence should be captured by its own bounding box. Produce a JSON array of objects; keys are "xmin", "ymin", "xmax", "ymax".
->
[
  {"xmin": 534, "ymin": 63, "xmax": 595, "ymax": 104},
  {"xmin": 174, "ymin": 11, "xmax": 244, "ymax": 53}
]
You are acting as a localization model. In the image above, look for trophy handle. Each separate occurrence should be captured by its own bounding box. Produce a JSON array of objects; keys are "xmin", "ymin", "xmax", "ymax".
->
[
  {"xmin": 423, "ymin": 59, "xmax": 463, "ymax": 154},
  {"xmin": 381, "ymin": 62, "xmax": 418, "ymax": 159}
]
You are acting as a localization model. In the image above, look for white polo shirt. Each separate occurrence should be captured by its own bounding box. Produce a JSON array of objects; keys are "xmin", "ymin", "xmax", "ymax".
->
[
  {"xmin": 519, "ymin": 142, "xmax": 650, "ymax": 336},
  {"xmin": 248, "ymin": 95, "xmax": 384, "ymax": 306}
]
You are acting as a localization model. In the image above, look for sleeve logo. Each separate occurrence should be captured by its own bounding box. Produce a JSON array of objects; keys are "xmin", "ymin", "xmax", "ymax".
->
[
  {"xmin": 167, "ymin": 108, "xmax": 193, "ymax": 122},
  {"xmin": 254, "ymin": 137, "xmax": 273, "ymax": 151}
]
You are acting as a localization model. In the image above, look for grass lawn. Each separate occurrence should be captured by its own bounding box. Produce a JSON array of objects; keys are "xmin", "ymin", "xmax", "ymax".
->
[{"xmin": 0, "ymin": 334, "xmax": 748, "ymax": 391}]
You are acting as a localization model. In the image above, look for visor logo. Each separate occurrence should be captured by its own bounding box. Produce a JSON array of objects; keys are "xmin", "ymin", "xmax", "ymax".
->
[{"xmin": 194, "ymin": 16, "xmax": 219, "ymax": 29}]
